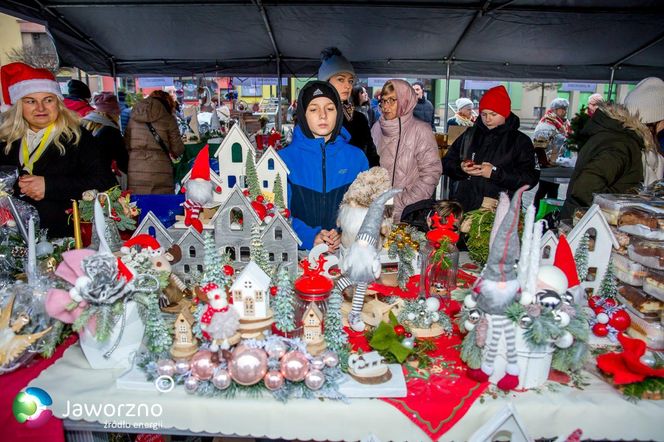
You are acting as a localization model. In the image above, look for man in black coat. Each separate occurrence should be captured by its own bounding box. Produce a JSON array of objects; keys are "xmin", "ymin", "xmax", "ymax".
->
[
  {"xmin": 443, "ymin": 85, "xmax": 539, "ymax": 212},
  {"xmin": 412, "ymin": 82, "xmax": 436, "ymax": 130}
]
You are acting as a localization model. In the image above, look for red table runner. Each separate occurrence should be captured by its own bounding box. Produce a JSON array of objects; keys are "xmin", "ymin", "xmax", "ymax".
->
[
  {"xmin": 351, "ymin": 271, "xmax": 488, "ymax": 441},
  {"xmin": 1, "ymin": 334, "xmax": 78, "ymax": 442}
]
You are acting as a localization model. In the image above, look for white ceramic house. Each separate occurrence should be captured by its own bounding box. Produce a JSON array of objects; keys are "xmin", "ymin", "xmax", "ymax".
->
[
  {"xmin": 539, "ymin": 230, "xmax": 559, "ymax": 267},
  {"xmin": 468, "ymin": 404, "xmax": 531, "ymax": 442},
  {"xmin": 567, "ymin": 204, "xmax": 619, "ymax": 295},
  {"xmin": 213, "ymin": 124, "xmax": 256, "ymax": 203},
  {"xmin": 230, "ymin": 261, "xmax": 271, "ymax": 319},
  {"xmin": 172, "ymin": 227, "xmax": 206, "ymax": 286},
  {"xmin": 179, "ymin": 169, "xmax": 225, "ymax": 206},
  {"xmin": 131, "ymin": 211, "xmax": 173, "ymax": 249},
  {"xmin": 256, "ymin": 146, "xmax": 289, "ymax": 206}
]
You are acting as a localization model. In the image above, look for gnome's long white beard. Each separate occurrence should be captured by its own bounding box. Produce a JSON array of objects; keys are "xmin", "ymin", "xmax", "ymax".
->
[
  {"xmin": 475, "ymin": 278, "xmax": 520, "ymax": 315},
  {"xmin": 337, "ymin": 205, "xmax": 368, "ymax": 249},
  {"xmin": 186, "ymin": 179, "xmax": 213, "ymax": 205},
  {"xmin": 340, "ymin": 241, "xmax": 381, "ymax": 284}
]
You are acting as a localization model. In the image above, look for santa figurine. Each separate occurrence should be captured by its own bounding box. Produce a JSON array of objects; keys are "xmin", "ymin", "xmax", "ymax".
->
[
  {"xmin": 181, "ymin": 145, "xmax": 221, "ymax": 233},
  {"xmin": 199, "ymin": 282, "xmax": 239, "ymax": 350}
]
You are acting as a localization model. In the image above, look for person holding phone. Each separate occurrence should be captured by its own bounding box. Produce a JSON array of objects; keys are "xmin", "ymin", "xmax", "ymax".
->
[{"xmin": 443, "ymin": 85, "xmax": 539, "ymax": 212}]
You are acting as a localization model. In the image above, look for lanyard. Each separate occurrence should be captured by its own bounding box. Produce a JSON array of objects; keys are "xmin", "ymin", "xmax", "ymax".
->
[{"xmin": 21, "ymin": 125, "xmax": 54, "ymax": 174}]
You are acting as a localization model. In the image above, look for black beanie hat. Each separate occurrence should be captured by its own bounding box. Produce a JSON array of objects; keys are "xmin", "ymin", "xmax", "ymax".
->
[
  {"xmin": 296, "ymin": 81, "xmax": 343, "ymax": 142},
  {"xmin": 67, "ymin": 79, "xmax": 91, "ymax": 100}
]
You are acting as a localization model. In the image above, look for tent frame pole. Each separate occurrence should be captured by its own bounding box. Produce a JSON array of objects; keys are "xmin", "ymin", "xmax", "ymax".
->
[
  {"xmin": 276, "ymin": 56, "xmax": 282, "ymax": 131},
  {"xmin": 111, "ymin": 60, "xmax": 118, "ymax": 96},
  {"xmin": 443, "ymin": 60, "xmax": 451, "ymax": 132},
  {"xmin": 608, "ymin": 67, "xmax": 615, "ymax": 103}
]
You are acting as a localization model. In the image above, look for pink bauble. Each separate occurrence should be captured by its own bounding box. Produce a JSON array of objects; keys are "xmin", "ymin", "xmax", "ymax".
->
[
  {"xmin": 184, "ymin": 376, "xmax": 199, "ymax": 394},
  {"xmin": 191, "ymin": 350, "xmax": 217, "ymax": 381},
  {"xmin": 310, "ymin": 356, "xmax": 326, "ymax": 371},
  {"xmin": 263, "ymin": 370, "xmax": 285, "ymax": 391},
  {"xmin": 280, "ymin": 351, "xmax": 310, "ymax": 382},
  {"xmin": 229, "ymin": 346, "xmax": 268, "ymax": 385},
  {"xmin": 322, "ymin": 351, "xmax": 339, "ymax": 368},
  {"xmin": 304, "ymin": 369, "xmax": 325, "ymax": 390},
  {"xmin": 175, "ymin": 359, "xmax": 191, "ymax": 375},
  {"xmin": 157, "ymin": 359, "xmax": 176, "ymax": 377},
  {"xmin": 267, "ymin": 340, "xmax": 288, "ymax": 360},
  {"xmin": 212, "ymin": 369, "xmax": 232, "ymax": 390}
]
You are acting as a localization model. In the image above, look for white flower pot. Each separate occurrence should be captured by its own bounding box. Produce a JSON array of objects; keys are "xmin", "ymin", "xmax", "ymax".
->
[
  {"xmin": 485, "ymin": 316, "xmax": 554, "ymax": 390},
  {"xmin": 79, "ymin": 301, "xmax": 144, "ymax": 369}
]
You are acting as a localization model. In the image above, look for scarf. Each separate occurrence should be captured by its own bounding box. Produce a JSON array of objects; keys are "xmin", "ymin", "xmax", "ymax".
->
[
  {"xmin": 540, "ymin": 110, "xmax": 571, "ymax": 136},
  {"xmin": 343, "ymin": 101, "xmax": 355, "ymax": 122},
  {"xmin": 454, "ymin": 113, "xmax": 475, "ymax": 127}
]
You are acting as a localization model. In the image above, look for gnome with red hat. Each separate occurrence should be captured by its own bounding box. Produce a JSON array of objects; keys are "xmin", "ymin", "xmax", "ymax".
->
[
  {"xmin": 554, "ymin": 235, "xmax": 584, "ymax": 305},
  {"xmin": 181, "ymin": 145, "xmax": 221, "ymax": 233}
]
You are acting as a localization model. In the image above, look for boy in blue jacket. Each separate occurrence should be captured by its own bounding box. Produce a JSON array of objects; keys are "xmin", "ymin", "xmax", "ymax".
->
[{"xmin": 280, "ymin": 81, "xmax": 369, "ymax": 251}]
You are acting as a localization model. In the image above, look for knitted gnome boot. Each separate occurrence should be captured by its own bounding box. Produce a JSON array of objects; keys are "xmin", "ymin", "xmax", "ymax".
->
[
  {"xmin": 184, "ymin": 206, "xmax": 204, "ymax": 233},
  {"xmin": 467, "ymin": 363, "xmax": 491, "ymax": 383},
  {"xmin": 497, "ymin": 363, "xmax": 520, "ymax": 391}
]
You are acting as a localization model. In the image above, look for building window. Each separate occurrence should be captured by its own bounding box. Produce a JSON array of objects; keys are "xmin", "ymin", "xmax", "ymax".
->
[
  {"xmin": 275, "ymin": 227, "xmax": 282, "ymax": 240},
  {"xmin": 256, "ymin": 290, "xmax": 263, "ymax": 302},
  {"xmin": 239, "ymin": 175, "xmax": 247, "ymax": 188},
  {"xmin": 148, "ymin": 226, "xmax": 156, "ymax": 237},
  {"xmin": 282, "ymin": 252, "xmax": 288, "ymax": 262},
  {"xmin": 189, "ymin": 246, "xmax": 196, "ymax": 258},
  {"xmin": 240, "ymin": 246, "xmax": 250, "ymax": 262},
  {"xmin": 178, "ymin": 324, "xmax": 187, "ymax": 332},
  {"xmin": 586, "ymin": 228, "xmax": 597, "ymax": 252},
  {"xmin": 197, "ymin": 264, "xmax": 203, "ymax": 273},
  {"xmin": 542, "ymin": 245, "xmax": 551, "ymax": 259},
  {"xmin": 263, "ymin": 180, "xmax": 268, "ymax": 188},
  {"xmin": 184, "ymin": 264, "xmax": 190, "ymax": 273},
  {"xmin": 231, "ymin": 142, "xmax": 243, "ymax": 163},
  {"xmin": 267, "ymin": 158, "xmax": 275, "ymax": 170},
  {"xmin": 225, "ymin": 246, "xmax": 237, "ymax": 261},
  {"xmin": 228, "ymin": 175, "xmax": 237, "ymax": 188},
  {"xmin": 179, "ymin": 334, "xmax": 188, "ymax": 343},
  {"xmin": 269, "ymin": 252, "xmax": 275, "ymax": 262}
]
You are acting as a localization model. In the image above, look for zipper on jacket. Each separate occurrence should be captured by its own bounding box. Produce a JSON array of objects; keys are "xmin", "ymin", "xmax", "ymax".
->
[
  {"xmin": 321, "ymin": 141, "xmax": 327, "ymax": 222},
  {"xmin": 391, "ymin": 118, "xmax": 402, "ymax": 187}
]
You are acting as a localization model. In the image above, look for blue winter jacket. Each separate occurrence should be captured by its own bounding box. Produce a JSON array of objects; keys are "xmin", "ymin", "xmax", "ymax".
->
[{"xmin": 280, "ymin": 126, "xmax": 369, "ymax": 249}]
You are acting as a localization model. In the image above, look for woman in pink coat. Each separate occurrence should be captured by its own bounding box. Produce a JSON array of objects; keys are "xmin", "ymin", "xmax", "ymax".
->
[{"xmin": 371, "ymin": 79, "xmax": 442, "ymax": 221}]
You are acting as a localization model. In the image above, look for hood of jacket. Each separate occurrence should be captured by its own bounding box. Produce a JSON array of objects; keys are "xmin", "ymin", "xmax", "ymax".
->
[
  {"xmin": 296, "ymin": 81, "xmax": 344, "ymax": 143},
  {"xmin": 585, "ymin": 103, "xmax": 656, "ymax": 153},
  {"xmin": 130, "ymin": 97, "xmax": 171, "ymax": 123},
  {"xmin": 392, "ymin": 79, "xmax": 417, "ymax": 118}
]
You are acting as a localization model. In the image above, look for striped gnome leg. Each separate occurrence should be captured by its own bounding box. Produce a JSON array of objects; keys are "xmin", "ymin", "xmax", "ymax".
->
[
  {"xmin": 467, "ymin": 314, "xmax": 503, "ymax": 383},
  {"xmin": 497, "ymin": 320, "xmax": 520, "ymax": 391},
  {"xmin": 183, "ymin": 199, "xmax": 204, "ymax": 233},
  {"xmin": 348, "ymin": 282, "xmax": 368, "ymax": 332}
]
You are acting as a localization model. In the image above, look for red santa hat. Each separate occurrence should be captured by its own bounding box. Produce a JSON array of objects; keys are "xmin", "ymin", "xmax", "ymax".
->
[
  {"xmin": 1, "ymin": 62, "xmax": 63, "ymax": 107},
  {"xmin": 191, "ymin": 145, "xmax": 211, "ymax": 181},
  {"xmin": 554, "ymin": 234, "xmax": 580, "ymax": 288},
  {"xmin": 121, "ymin": 234, "xmax": 163, "ymax": 255}
]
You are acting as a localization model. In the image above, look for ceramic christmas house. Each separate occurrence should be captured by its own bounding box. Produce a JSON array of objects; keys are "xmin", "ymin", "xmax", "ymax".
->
[
  {"xmin": 170, "ymin": 308, "xmax": 198, "ymax": 359},
  {"xmin": 540, "ymin": 230, "xmax": 558, "ymax": 266},
  {"xmin": 212, "ymin": 124, "xmax": 256, "ymax": 202},
  {"xmin": 256, "ymin": 146, "xmax": 289, "ymax": 204},
  {"xmin": 210, "ymin": 185, "xmax": 262, "ymax": 270},
  {"xmin": 171, "ymin": 227, "xmax": 206, "ymax": 286},
  {"xmin": 567, "ymin": 204, "xmax": 619, "ymax": 295},
  {"xmin": 261, "ymin": 211, "xmax": 301, "ymax": 277},
  {"xmin": 230, "ymin": 261, "xmax": 271, "ymax": 319},
  {"xmin": 131, "ymin": 211, "xmax": 174, "ymax": 249}
]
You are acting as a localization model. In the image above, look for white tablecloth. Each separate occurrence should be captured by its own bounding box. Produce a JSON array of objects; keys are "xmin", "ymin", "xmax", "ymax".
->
[{"xmin": 29, "ymin": 343, "xmax": 664, "ymax": 441}]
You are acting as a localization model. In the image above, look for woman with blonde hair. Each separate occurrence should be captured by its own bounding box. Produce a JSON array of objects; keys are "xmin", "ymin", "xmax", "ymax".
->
[
  {"xmin": 0, "ymin": 62, "xmax": 116, "ymax": 237},
  {"xmin": 125, "ymin": 90, "xmax": 184, "ymax": 194}
]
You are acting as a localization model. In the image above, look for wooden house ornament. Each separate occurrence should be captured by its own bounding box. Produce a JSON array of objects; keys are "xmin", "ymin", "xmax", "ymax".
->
[
  {"xmin": 302, "ymin": 302, "xmax": 324, "ymax": 344},
  {"xmin": 567, "ymin": 204, "xmax": 619, "ymax": 294},
  {"xmin": 170, "ymin": 307, "xmax": 198, "ymax": 360}
]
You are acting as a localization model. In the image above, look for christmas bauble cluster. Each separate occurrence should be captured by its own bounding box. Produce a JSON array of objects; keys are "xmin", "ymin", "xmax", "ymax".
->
[
  {"xmin": 155, "ymin": 340, "xmax": 339, "ymax": 394},
  {"xmin": 385, "ymin": 223, "xmax": 420, "ymax": 250},
  {"xmin": 242, "ymin": 190, "xmax": 289, "ymax": 221},
  {"xmin": 588, "ymin": 295, "xmax": 631, "ymax": 337}
]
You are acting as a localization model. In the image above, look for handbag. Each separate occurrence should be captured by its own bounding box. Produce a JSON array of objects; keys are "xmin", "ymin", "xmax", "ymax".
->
[{"xmin": 146, "ymin": 122, "xmax": 180, "ymax": 164}]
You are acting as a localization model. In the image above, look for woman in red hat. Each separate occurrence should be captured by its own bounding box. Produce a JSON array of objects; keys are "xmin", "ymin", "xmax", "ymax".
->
[
  {"xmin": 0, "ymin": 62, "xmax": 116, "ymax": 238},
  {"xmin": 443, "ymin": 85, "xmax": 539, "ymax": 212}
]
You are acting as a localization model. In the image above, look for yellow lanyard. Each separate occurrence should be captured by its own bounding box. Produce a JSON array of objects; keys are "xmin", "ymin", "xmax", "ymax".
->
[{"xmin": 21, "ymin": 125, "xmax": 54, "ymax": 174}]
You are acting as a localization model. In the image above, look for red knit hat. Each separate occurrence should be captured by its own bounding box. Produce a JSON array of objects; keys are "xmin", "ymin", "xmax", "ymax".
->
[
  {"xmin": 479, "ymin": 85, "xmax": 511, "ymax": 118},
  {"xmin": 1, "ymin": 62, "xmax": 62, "ymax": 106},
  {"xmin": 121, "ymin": 234, "xmax": 163, "ymax": 255},
  {"xmin": 554, "ymin": 234, "xmax": 580, "ymax": 288},
  {"xmin": 190, "ymin": 145, "xmax": 210, "ymax": 181}
]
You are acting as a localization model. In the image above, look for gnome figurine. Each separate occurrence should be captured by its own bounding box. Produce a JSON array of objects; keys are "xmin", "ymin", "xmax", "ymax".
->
[
  {"xmin": 554, "ymin": 235, "xmax": 583, "ymax": 305},
  {"xmin": 337, "ymin": 188, "xmax": 402, "ymax": 332},
  {"xmin": 181, "ymin": 145, "xmax": 221, "ymax": 233},
  {"xmin": 466, "ymin": 185, "xmax": 528, "ymax": 391}
]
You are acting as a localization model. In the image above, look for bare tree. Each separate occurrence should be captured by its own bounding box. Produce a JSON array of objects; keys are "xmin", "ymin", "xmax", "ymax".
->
[
  {"xmin": 6, "ymin": 45, "xmax": 59, "ymax": 74},
  {"xmin": 524, "ymin": 82, "xmax": 559, "ymax": 119}
]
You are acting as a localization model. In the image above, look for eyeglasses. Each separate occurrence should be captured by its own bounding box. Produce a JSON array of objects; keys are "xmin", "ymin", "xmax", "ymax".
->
[{"xmin": 379, "ymin": 98, "xmax": 397, "ymax": 106}]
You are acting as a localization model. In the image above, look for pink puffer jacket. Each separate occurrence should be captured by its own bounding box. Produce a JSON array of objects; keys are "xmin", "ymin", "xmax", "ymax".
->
[{"xmin": 371, "ymin": 79, "xmax": 442, "ymax": 221}]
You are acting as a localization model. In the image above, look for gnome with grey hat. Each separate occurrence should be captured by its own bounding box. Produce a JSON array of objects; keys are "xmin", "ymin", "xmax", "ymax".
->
[
  {"xmin": 465, "ymin": 184, "xmax": 529, "ymax": 391},
  {"xmin": 337, "ymin": 188, "xmax": 402, "ymax": 332}
]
